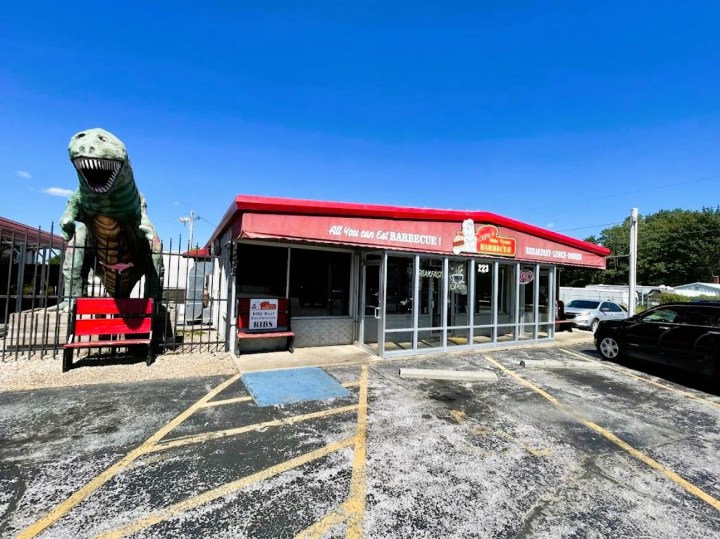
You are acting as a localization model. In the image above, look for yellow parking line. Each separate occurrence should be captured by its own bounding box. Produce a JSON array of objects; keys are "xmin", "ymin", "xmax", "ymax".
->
[
  {"xmin": 148, "ymin": 405, "xmax": 359, "ymax": 453},
  {"xmin": 96, "ymin": 437, "xmax": 356, "ymax": 539},
  {"xmin": 484, "ymin": 355, "xmax": 720, "ymax": 512},
  {"xmin": 293, "ymin": 366, "xmax": 369, "ymax": 539},
  {"xmin": 199, "ymin": 395, "xmax": 253, "ymax": 407},
  {"xmin": 559, "ymin": 348, "xmax": 720, "ymax": 412},
  {"xmin": 345, "ymin": 365, "xmax": 369, "ymax": 538},
  {"xmin": 471, "ymin": 426, "xmax": 552, "ymax": 457},
  {"xmin": 294, "ymin": 504, "xmax": 347, "ymax": 538},
  {"xmin": 18, "ymin": 374, "xmax": 243, "ymax": 539}
]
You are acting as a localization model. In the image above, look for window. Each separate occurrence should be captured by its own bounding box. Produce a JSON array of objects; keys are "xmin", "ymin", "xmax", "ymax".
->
[
  {"xmin": 474, "ymin": 261, "xmax": 493, "ymax": 324},
  {"xmin": 236, "ymin": 244, "xmax": 351, "ymax": 317},
  {"xmin": 683, "ymin": 308, "xmax": 720, "ymax": 327},
  {"xmin": 498, "ymin": 264, "xmax": 516, "ymax": 323},
  {"xmin": 418, "ymin": 257, "xmax": 443, "ymax": 328},
  {"xmin": 386, "ymin": 256, "xmax": 414, "ymax": 315},
  {"xmin": 567, "ymin": 300, "xmax": 600, "ymax": 309},
  {"xmin": 642, "ymin": 308, "xmax": 679, "ymax": 323},
  {"xmin": 237, "ymin": 244, "xmax": 287, "ymax": 298},
  {"xmin": 602, "ymin": 302, "xmax": 623, "ymax": 313},
  {"xmin": 448, "ymin": 259, "xmax": 469, "ymax": 323},
  {"xmin": 289, "ymin": 249, "xmax": 351, "ymax": 316}
]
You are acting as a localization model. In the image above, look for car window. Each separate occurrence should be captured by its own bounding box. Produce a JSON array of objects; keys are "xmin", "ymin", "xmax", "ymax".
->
[
  {"xmin": 683, "ymin": 308, "xmax": 720, "ymax": 327},
  {"xmin": 604, "ymin": 303, "xmax": 622, "ymax": 312},
  {"xmin": 567, "ymin": 300, "xmax": 600, "ymax": 309},
  {"xmin": 642, "ymin": 308, "xmax": 679, "ymax": 323}
]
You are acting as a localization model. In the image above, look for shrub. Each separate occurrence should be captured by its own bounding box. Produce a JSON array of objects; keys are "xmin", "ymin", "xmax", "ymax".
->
[{"xmin": 655, "ymin": 292, "xmax": 718, "ymax": 304}]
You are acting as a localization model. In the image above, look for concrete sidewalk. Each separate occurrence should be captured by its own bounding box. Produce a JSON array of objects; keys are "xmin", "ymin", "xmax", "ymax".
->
[
  {"xmin": 234, "ymin": 329, "xmax": 595, "ymax": 372},
  {"xmin": 0, "ymin": 330, "xmax": 594, "ymax": 391}
]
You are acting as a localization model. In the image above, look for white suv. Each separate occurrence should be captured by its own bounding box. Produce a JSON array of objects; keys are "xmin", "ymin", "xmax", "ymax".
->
[{"xmin": 563, "ymin": 299, "xmax": 628, "ymax": 332}]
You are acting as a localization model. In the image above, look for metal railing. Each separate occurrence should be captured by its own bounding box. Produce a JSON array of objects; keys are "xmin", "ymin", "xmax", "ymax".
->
[{"xmin": 1, "ymin": 221, "xmax": 228, "ymax": 361}]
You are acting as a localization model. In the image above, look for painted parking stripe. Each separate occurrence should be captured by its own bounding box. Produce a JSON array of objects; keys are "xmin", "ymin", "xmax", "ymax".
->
[
  {"xmin": 148, "ymin": 404, "xmax": 359, "ymax": 453},
  {"xmin": 484, "ymin": 355, "xmax": 720, "ymax": 512},
  {"xmin": 295, "ymin": 506, "xmax": 347, "ymax": 538},
  {"xmin": 198, "ymin": 395, "xmax": 253, "ymax": 407},
  {"xmin": 101, "ymin": 366, "xmax": 370, "ymax": 539},
  {"xmin": 346, "ymin": 365, "xmax": 369, "ymax": 538},
  {"xmin": 18, "ymin": 374, "xmax": 243, "ymax": 539},
  {"xmin": 96, "ymin": 437, "xmax": 356, "ymax": 539},
  {"xmin": 559, "ymin": 348, "xmax": 720, "ymax": 412},
  {"xmin": 294, "ymin": 365, "xmax": 369, "ymax": 539}
]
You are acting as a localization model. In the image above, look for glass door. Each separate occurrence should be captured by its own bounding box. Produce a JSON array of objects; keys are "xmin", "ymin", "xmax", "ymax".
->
[{"xmin": 359, "ymin": 259, "xmax": 382, "ymax": 354}]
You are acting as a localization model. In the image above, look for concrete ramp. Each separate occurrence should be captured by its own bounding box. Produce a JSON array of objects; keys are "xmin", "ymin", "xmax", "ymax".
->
[{"xmin": 399, "ymin": 368, "xmax": 498, "ymax": 382}]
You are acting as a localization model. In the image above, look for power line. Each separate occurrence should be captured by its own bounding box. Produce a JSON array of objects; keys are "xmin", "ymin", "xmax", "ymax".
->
[
  {"xmin": 523, "ymin": 175, "xmax": 720, "ymax": 213},
  {"xmin": 556, "ymin": 206, "xmax": 720, "ymax": 237},
  {"xmin": 557, "ymin": 222, "xmax": 622, "ymax": 233},
  {"xmin": 199, "ymin": 216, "xmax": 217, "ymax": 228}
]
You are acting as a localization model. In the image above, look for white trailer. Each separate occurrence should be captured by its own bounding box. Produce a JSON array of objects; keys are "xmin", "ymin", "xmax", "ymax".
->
[{"xmin": 559, "ymin": 286, "xmax": 632, "ymax": 307}]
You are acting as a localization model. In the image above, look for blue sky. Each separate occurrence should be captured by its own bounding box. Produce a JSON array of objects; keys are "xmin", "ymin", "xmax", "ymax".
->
[{"xmin": 2, "ymin": 1, "xmax": 719, "ymax": 248}]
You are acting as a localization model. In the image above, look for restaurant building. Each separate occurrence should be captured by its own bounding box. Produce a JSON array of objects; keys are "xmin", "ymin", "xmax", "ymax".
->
[{"xmin": 207, "ymin": 195, "xmax": 610, "ymax": 358}]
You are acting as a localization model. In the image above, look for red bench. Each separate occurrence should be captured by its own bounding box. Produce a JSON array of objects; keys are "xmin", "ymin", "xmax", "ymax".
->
[
  {"xmin": 63, "ymin": 298, "xmax": 155, "ymax": 372},
  {"xmin": 237, "ymin": 298, "xmax": 295, "ymax": 355}
]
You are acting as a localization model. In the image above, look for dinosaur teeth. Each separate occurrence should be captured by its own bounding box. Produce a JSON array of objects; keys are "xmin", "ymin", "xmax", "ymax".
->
[{"xmin": 72, "ymin": 157, "xmax": 123, "ymax": 193}]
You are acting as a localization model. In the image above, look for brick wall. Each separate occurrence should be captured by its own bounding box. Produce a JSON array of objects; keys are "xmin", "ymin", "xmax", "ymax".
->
[{"xmin": 293, "ymin": 317, "xmax": 354, "ymax": 347}]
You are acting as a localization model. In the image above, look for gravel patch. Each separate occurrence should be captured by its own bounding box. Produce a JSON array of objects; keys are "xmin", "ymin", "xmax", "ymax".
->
[{"xmin": 0, "ymin": 350, "xmax": 239, "ymax": 392}]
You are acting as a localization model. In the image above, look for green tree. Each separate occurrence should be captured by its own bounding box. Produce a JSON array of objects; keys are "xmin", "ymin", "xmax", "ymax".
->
[{"xmin": 574, "ymin": 207, "xmax": 720, "ymax": 287}]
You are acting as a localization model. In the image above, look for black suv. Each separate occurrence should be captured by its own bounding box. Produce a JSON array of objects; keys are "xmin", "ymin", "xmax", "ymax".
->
[{"xmin": 594, "ymin": 302, "xmax": 720, "ymax": 383}]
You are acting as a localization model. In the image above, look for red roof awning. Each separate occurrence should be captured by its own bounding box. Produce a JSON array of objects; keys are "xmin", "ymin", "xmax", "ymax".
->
[
  {"xmin": 0, "ymin": 216, "xmax": 65, "ymax": 249},
  {"xmin": 208, "ymin": 195, "xmax": 610, "ymax": 260},
  {"xmin": 239, "ymin": 212, "xmax": 608, "ymax": 269},
  {"xmin": 182, "ymin": 247, "xmax": 211, "ymax": 258}
]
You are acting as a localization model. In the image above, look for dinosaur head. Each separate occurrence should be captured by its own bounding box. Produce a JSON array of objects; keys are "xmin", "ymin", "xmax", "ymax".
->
[{"xmin": 68, "ymin": 128, "xmax": 131, "ymax": 194}]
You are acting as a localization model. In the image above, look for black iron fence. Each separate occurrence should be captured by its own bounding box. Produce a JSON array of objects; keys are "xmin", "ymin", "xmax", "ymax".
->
[{"xmin": 1, "ymin": 221, "xmax": 228, "ymax": 361}]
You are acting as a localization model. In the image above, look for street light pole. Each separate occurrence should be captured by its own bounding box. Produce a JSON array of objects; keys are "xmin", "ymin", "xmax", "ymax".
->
[
  {"xmin": 628, "ymin": 208, "xmax": 638, "ymax": 315},
  {"xmin": 179, "ymin": 210, "xmax": 200, "ymax": 250}
]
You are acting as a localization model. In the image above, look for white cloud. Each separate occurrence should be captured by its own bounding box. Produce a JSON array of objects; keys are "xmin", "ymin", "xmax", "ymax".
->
[
  {"xmin": 16, "ymin": 170, "xmax": 31, "ymax": 179},
  {"xmin": 43, "ymin": 187, "xmax": 74, "ymax": 197},
  {"xmin": 173, "ymin": 201, "xmax": 180, "ymax": 206},
  {"xmin": 546, "ymin": 223, "xmax": 555, "ymax": 229}
]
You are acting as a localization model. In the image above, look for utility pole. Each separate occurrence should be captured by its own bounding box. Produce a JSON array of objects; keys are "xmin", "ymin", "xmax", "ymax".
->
[
  {"xmin": 628, "ymin": 208, "xmax": 638, "ymax": 316},
  {"xmin": 179, "ymin": 210, "xmax": 200, "ymax": 251}
]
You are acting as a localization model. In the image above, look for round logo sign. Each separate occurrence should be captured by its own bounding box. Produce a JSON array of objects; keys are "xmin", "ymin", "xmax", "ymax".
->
[{"xmin": 519, "ymin": 269, "xmax": 534, "ymax": 284}]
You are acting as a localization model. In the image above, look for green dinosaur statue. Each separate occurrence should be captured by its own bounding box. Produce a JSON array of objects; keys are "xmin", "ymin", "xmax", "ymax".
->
[{"xmin": 59, "ymin": 128, "xmax": 163, "ymax": 308}]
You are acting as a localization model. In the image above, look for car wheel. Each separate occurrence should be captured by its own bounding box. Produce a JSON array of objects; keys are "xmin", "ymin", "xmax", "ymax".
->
[
  {"xmin": 591, "ymin": 319, "xmax": 600, "ymax": 333},
  {"xmin": 597, "ymin": 336, "xmax": 620, "ymax": 360}
]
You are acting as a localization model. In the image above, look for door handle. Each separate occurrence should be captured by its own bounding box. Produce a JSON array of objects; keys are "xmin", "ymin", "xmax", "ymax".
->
[
  {"xmin": 658, "ymin": 326, "xmax": 670, "ymax": 330},
  {"xmin": 373, "ymin": 307, "xmax": 380, "ymax": 320}
]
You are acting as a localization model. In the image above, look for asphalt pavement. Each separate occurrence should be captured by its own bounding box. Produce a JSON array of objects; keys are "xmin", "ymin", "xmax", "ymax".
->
[{"xmin": 2, "ymin": 338, "xmax": 720, "ymax": 538}]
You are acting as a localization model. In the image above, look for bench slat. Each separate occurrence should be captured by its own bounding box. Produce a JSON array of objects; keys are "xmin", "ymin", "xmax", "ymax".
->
[
  {"xmin": 237, "ymin": 331, "xmax": 295, "ymax": 339},
  {"xmin": 74, "ymin": 317, "xmax": 152, "ymax": 336},
  {"xmin": 65, "ymin": 338, "xmax": 152, "ymax": 349},
  {"xmin": 63, "ymin": 297, "xmax": 155, "ymax": 372},
  {"xmin": 75, "ymin": 298, "xmax": 153, "ymax": 315}
]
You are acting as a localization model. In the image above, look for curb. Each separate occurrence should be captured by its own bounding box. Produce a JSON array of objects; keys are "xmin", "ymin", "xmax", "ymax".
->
[{"xmin": 399, "ymin": 368, "xmax": 499, "ymax": 382}]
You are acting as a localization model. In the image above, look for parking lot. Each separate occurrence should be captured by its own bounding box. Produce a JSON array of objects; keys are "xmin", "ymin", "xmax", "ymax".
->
[{"xmin": 2, "ymin": 342, "xmax": 720, "ymax": 538}]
